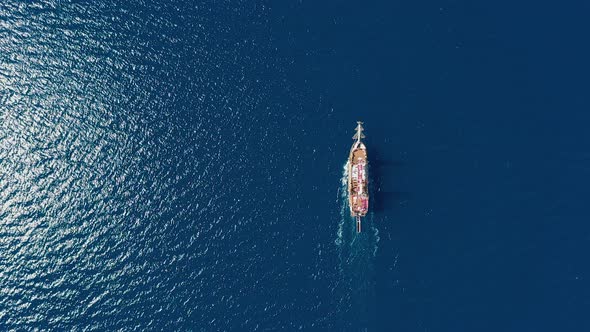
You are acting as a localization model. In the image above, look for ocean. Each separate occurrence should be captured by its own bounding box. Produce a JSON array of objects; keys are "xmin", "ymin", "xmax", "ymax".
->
[{"xmin": 1, "ymin": 0, "xmax": 589, "ymax": 330}]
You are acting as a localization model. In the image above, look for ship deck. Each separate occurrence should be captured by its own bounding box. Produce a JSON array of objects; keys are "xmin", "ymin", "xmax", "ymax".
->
[
  {"xmin": 352, "ymin": 149, "xmax": 366, "ymax": 161},
  {"xmin": 348, "ymin": 148, "xmax": 368, "ymax": 217}
]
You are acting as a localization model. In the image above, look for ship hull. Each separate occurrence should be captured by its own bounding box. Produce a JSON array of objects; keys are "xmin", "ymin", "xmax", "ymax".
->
[{"xmin": 347, "ymin": 142, "xmax": 369, "ymax": 226}]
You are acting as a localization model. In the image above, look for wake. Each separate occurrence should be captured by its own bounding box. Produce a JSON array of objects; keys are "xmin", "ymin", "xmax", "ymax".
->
[{"xmin": 335, "ymin": 160, "xmax": 379, "ymax": 330}]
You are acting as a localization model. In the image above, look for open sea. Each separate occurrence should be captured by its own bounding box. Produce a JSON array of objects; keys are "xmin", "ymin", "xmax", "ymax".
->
[{"xmin": 1, "ymin": 0, "xmax": 589, "ymax": 330}]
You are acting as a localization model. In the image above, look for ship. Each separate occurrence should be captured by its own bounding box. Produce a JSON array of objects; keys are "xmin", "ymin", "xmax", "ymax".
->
[{"xmin": 348, "ymin": 121, "xmax": 369, "ymax": 233}]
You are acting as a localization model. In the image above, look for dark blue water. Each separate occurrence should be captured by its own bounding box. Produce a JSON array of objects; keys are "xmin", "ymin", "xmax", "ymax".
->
[{"xmin": 1, "ymin": 0, "xmax": 589, "ymax": 330}]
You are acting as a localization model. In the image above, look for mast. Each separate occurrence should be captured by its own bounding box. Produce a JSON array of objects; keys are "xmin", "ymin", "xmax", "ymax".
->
[{"xmin": 352, "ymin": 121, "xmax": 365, "ymax": 143}]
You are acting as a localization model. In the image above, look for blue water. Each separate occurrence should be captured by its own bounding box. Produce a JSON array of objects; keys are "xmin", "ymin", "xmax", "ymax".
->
[{"xmin": 1, "ymin": 0, "xmax": 589, "ymax": 330}]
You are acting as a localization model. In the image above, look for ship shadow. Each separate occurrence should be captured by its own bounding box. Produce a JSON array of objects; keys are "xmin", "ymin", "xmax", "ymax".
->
[{"xmin": 368, "ymin": 148, "xmax": 409, "ymax": 213}]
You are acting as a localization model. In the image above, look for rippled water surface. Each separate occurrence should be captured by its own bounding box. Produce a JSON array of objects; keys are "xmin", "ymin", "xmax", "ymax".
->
[{"xmin": 0, "ymin": 1, "xmax": 330, "ymax": 329}]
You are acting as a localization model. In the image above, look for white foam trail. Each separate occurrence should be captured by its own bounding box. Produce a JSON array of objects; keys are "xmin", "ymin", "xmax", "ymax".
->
[
  {"xmin": 368, "ymin": 212, "xmax": 380, "ymax": 257},
  {"xmin": 335, "ymin": 161, "xmax": 349, "ymax": 247},
  {"xmin": 335, "ymin": 159, "xmax": 381, "ymax": 329}
]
